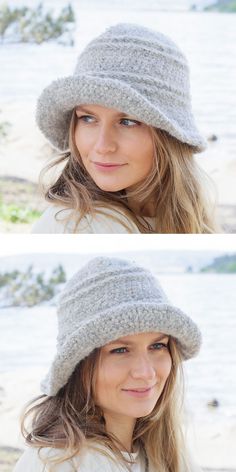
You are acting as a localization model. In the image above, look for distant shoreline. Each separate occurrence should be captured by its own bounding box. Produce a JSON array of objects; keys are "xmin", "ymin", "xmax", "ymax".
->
[{"xmin": 203, "ymin": 2, "xmax": 236, "ymax": 13}]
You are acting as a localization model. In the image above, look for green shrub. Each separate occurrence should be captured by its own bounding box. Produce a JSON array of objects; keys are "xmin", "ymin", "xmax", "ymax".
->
[
  {"xmin": 204, "ymin": 0, "xmax": 236, "ymax": 12},
  {"xmin": 0, "ymin": 264, "xmax": 67, "ymax": 306},
  {"xmin": 201, "ymin": 254, "xmax": 236, "ymax": 272},
  {"xmin": 0, "ymin": 109, "xmax": 11, "ymax": 139},
  {"xmin": 0, "ymin": 201, "xmax": 41, "ymax": 224},
  {"xmin": 49, "ymin": 264, "xmax": 66, "ymax": 284},
  {"xmin": 0, "ymin": 270, "xmax": 20, "ymax": 287},
  {"xmin": 0, "ymin": 120, "xmax": 11, "ymax": 138},
  {"xmin": 0, "ymin": 2, "xmax": 75, "ymax": 44}
]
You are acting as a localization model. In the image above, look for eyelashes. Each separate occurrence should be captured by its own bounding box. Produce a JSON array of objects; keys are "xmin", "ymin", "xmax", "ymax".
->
[
  {"xmin": 77, "ymin": 115, "xmax": 94, "ymax": 123},
  {"xmin": 110, "ymin": 343, "xmax": 169, "ymax": 354},
  {"xmin": 121, "ymin": 118, "xmax": 141, "ymax": 126}
]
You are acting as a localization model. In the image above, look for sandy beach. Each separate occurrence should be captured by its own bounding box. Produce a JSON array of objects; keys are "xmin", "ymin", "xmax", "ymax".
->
[{"xmin": 0, "ymin": 101, "xmax": 236, "ymax": 233}]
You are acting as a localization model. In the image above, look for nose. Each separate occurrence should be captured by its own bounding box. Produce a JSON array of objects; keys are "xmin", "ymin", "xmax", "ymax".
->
[
  {"xmin": 130, "ymin": 354, "xmax": 156, "ymax": 382},
  {"xmin": 93, "ymin": 124, "xmax": 117, "ymax": 155}
]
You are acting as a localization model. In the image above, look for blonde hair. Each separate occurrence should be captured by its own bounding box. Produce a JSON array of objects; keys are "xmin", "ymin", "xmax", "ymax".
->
[
  {"xmin": 40, "ymin": 108, "xmax": 219, "ymax": 233},
  {"xmin": 21, "ymin": 337, "xmax": 190, "ymax": 472}
]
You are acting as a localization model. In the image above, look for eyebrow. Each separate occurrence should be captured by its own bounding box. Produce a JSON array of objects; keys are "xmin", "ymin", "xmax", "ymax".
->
[
  {"xmin": 107, "ymin": 334, "xmax": 169, "ymax": 346},
  {"xmin": 76, "ymin": 106, "xmax": 133, "ymax": 118}
]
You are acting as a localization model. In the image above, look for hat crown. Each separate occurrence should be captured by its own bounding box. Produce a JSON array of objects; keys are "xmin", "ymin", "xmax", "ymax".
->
[
  {"xmin": 74, "ymin": 23, "xmax": 190, "ymax": 101},
  {"xmin": 57, "ymin": 257, "xmax": 169, "ymax": 341}
]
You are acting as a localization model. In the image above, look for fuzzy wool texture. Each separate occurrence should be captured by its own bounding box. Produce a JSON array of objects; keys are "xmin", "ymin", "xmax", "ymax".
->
[
  {"xmin": 41, "ymin": 256, "xmax": 202, "ymax": 396},
  {"xmin": 36, "ymin": 23, "xmax": 207, "ymax": 153}
]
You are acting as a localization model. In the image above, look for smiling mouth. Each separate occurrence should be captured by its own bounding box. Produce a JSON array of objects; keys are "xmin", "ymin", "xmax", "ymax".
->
[
  {"xmin": 93, "ymin": 161, "xmax": 126, "ymax": 167},
  {"xmin": 122, "ymin": 386, "xmax": 154, "ymax": 392}
]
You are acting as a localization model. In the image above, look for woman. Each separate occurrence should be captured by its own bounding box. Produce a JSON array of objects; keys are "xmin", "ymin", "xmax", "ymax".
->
[
  {"xmin": 32, "ymin": 23, "xmax": 218, "ymax": 234},
  {"xmin": 14, "ymin": 256, "xmax": 202, "ymax": 471}
]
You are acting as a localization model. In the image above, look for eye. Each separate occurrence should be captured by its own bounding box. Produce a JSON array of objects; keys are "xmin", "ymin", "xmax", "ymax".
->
[
  {"xmin": 120, "ymin": 118, "xmax": 140, "ymax": 126},
  {"xmin": 151, "ymin": 342, "xmax": 169, "ymax": 351},
  {"xmin": 110, "ymin": 347, "xmax": 128, "ymax": 354},
  {"xmin": 77, "ymin": 114, "xmax": 95, "ymax": 123}
]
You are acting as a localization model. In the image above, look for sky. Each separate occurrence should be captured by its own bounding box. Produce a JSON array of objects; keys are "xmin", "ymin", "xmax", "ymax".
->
[{"xmin": 0, "ymin": 234, "xmax": 235, "ymax": 258}]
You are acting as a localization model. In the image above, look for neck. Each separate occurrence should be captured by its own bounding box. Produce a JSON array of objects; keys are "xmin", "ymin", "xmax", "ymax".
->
[
  {"xmin": 127, "ymin": 198, "xmax": 156, "ymax": 218},
  {"xmin": 103, "ymin": 412, "xmax": 136, "ymax": 453}
]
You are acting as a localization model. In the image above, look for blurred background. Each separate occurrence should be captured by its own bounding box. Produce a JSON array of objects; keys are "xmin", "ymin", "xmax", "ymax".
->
[
  {"xmin": 0, "ymin": 234, "xmax": 235, "ymax": 471},
  {"xmin": 0, "ymin": 0, "xmax": 236, "ymax": 233}
]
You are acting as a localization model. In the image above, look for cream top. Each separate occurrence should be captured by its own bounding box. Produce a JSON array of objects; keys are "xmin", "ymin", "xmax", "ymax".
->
[
  {"xmin": 13, "ymin": 442, "xmax": 202, "ymax": 472},
  {"xmin": 13, "ymin": 444, "xmax": 147, "ymax": 472},
  {"xmin": 31, "ymin": 205, "xmax": 156, "ymax": 234}
]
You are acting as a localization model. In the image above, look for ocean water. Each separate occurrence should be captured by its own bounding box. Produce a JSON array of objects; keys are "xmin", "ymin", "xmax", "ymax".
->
[{"xmin": 0, "ymin": 272, "xmax": 236, "ymax": 431}]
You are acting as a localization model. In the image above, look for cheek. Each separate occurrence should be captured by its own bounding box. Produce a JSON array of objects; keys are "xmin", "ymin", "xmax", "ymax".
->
[
  {"xmin": 130, "ymin": 131, "xmax": 154, "ymax": 169},
  {"xmin": 95, "ymin": 359, "xmax": 121, "ymax": 402},
  {"xmin": 74, "ymin": 125, "xmax": 90, "ymax": 156},
  {"xmin": 157, "ymin": 354, "xmax": 172, "ymax": 383}
]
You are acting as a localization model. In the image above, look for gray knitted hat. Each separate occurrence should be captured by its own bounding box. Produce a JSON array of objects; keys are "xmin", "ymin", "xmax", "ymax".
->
[
  {"xmin": 36, "ymin": 23, "xmax": 207, "ymax": 154},
  {"xmin": 41, "ymin": 256, "xmax": 201, "ymax": 396}
]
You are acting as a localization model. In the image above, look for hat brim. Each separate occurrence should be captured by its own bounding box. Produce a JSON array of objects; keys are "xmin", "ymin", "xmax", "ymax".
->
[
  {"xmin": 41, "ymin": 301, "xmax": 201, "ymax": 396},
  {"xmin": 36, "ymin": 75, "xmax": 207, "ymax": 153}
]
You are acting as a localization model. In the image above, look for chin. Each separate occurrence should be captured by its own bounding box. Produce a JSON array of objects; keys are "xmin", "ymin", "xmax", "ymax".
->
[
  {"xmin": 95, "ymin": 181, "xmax": 125, "ymax": 192},
  {"xmin": 126, "ymin": 405, "xmax": 156, "ymax": 418}
]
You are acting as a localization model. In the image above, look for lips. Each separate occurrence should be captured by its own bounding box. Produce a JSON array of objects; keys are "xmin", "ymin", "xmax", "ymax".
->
[
  {"xmin": 93, "ymin": 161, "xmax": 126, "ymax": 167},
  {"xmin": 122, "ymin": 386, "xmax": 154, "ymax": 392},
  {"xmin": 121, "ymin": 385, "xmax": 156, "ymax": 398}
]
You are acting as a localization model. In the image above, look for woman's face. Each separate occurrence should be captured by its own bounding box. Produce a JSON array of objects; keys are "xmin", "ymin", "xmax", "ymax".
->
[
  {"xmin": 95, "ymin": 332, "xmax": 172, "ymax": 421},
  {"xmin": 74, "ymin": 104, "xmax": 154, "ymax": 192}
]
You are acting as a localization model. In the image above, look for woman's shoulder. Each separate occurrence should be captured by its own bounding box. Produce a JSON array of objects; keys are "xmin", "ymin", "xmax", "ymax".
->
[
  {"xmin": 12, "ymin": 447, "xmax": 48, "ymax": 472},
  {"xmin": 31, "ymin": 206, "xmax": 89, "ymax": 234},
  {"xmin": 85, "ymin": 207, "xmax": 141, "ymax": 233},
  {"xmin": 31, "ymin": 205, "xmax": 141, "ymax": 234},
  {"xmin": 12, "ymin": 444, "xmax": 140, "ymax": 472},
  {"xmin": 12, "ymin": 446, "xmax": 106, "ymax": 472},
  {"xmin": 13, "ymin": 447, "xmax": 78, "ymax": 472}
]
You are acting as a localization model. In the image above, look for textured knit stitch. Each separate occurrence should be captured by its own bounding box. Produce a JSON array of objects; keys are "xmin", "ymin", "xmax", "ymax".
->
[
  {"xmin": 36, "ymin": 23, "xmax": 207, "ymax": 153},
  {"xmin": 41, "ymin": 256, "xmax": 202, "ymax": 396}
]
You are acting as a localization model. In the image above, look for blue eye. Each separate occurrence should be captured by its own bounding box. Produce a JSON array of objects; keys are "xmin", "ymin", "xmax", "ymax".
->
[
  {"xmin": 121, "ymin": 118, "xmax": 139, "ymax": 126},
  {"xmin": 78, "ymin": 115, "xmax": 95, "ymax": 123},
  {"xmin": 151, "ymin": 343, "xmax": 168, "ymax": 350},
  {"xmin": 110, "ymin": 347, "xmax": 127, "ymax": 354}
]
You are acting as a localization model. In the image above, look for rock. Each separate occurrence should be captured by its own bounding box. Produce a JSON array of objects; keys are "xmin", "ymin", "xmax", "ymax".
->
[
  {"xmin": 207, "ymin": 134, "xmax": 218, "ymax": 142},
  {"xmin": 207, "ymin": 398, "xmax": 220, "ymax": 407}
]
